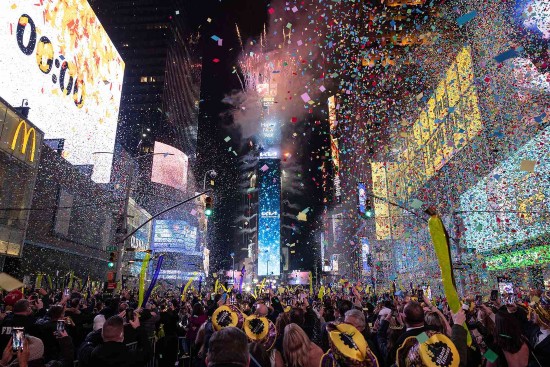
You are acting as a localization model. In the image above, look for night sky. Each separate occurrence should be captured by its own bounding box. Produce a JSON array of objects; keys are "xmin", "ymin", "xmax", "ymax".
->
[{"xmin": 194, "ymin": 0, "xmax": 327, "ymax": 271}]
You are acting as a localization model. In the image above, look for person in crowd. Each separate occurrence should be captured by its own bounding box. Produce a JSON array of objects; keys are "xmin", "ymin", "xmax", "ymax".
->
[
  {"xmin": 77, "ymin": 314, "xmax": 105, "ymax": 367},
  {"xmin": 385, "ymin": 301, "xmax": 432, "ymax": 367},
  {"xmin": 283, "ymin": 323, "xmax": 323, "ymax": 367},
  {"xmin": 490, "ymin": 312, "xmax": 529, "ymax": 367},
  {"xmin": 89, "ymin": 315, "xmax": 150, "ymax": 367},
  {"xmin": 206, "ymin": 327, "xmax": 249, "ymax": 367},
  {"xmin": 186, "ymin": 303, "xmax": 207, "ymax": 365},
  {"xmin": 248, "ymin": 342, "xmax": 271, "ymax": 367},
  {"xmin": 0, "ymin": 300, "xmax": 41, "ymax": 352},
  {"xmin": 526, "ymin": 295, "xmax": 550, "ymax": 366},
  {"xmin": 344, "ymin": 309, "xmax": 381, "ymax": 362}
]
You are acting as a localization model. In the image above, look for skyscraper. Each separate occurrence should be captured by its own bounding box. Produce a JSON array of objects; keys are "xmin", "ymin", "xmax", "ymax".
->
[{"xmin": 89, "ymin": 0, "xmax": 202, "ymax": 158}]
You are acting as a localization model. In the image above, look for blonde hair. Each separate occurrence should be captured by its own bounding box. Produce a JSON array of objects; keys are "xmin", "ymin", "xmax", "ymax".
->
[{"xmin": 283, "ymin": 323, "xmax": 311, "ymax": 367}]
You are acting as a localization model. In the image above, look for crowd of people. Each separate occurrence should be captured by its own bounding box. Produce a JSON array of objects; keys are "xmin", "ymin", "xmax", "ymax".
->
[{"xmin": 0, "ymin": 283, "xmax": 548, "ymax": 367}]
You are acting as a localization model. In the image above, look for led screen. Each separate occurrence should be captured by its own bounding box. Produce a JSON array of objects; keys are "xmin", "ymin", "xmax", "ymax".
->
[
  {"xmin": 257, "ymin": 159, "xmax": 281, "ymax": 276},
  {"xmin": 152, "ymin": 220, "xmax": 199, "ymax": 254},
  {"xmin": 127, "ymin": 198, "xmax": 152, "ymax": 250},
  {"xmin": 358, "ymin": 182, "xmax": 367, "ymax": 215},
  {"xmin": 361, "ymin": 237, "xmax": 370, "ymax": 275},
  {"xmin": 0, "ymin": 0, "xmax": 124, "ymax": 183},
  {"xmin": 151, "ymin": 141, "xmax": 189, "ymax": 192},
  {"xmin": 459, "ymin": 125, "xmax": 550, "ymax": 253}
]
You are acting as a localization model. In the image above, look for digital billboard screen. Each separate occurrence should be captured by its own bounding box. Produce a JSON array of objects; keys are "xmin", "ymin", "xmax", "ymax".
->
[
  {"xmin": 0, "ymin": 0, "xmax": 125, "ymax": 183},
  {"xmin": 361, "ymin": 237, "xmax": 370, "ymax": 275},
  {"xmin": 151, "ymin": 141, "xmax": 189, "ymax": 192},
  {"xmin": 358, "ymin": 182, "xmax": 367, "ymax": 215},
  {"xmin": 152, "ymin": 220, "xmax": 199, "ymax": 254},
  {"xmin": 257, "ymin": 159, "xmax": 281, "ymax": 276},
  {"xmin": 459, "ymin": 125, "xmax": 550, "ymax": 253}
]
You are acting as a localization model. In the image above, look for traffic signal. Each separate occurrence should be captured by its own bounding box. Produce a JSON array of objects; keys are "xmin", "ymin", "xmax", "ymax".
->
[
  {"xmin": 108, "ymin": 252, "xmax": 117, "ymax": 268},
  {"xmin": 364, "ymin": 204, "xmax": 374, "ymax": 218},
  {"xmin": 204, "ymin": 196, "xmax": 213, "ymax": 217}
]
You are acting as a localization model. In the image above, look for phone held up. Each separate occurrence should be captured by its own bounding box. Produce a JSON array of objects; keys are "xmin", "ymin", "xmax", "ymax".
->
[{"xmin": 12, "ymin": 327, "xmax": 25, "ymax": 352}]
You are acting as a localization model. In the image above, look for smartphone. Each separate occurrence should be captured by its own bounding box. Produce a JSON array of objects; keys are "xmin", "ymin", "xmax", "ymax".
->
[
  {"xmin": 56, "ymin": 320, "xmax": 65, "ymax": 332},
  {"xmin": 221, "ymin": 293, "xmax": 228, "ymax": 303},
  {"xmin": 126, "ymin": 308, "xmax": 134, "ymax": 323},
  {"xmin": 490, "ymin": 290, "xmax": 498, "ymax": 301},
  {"xmin": 417, "ymin": 289, "xmax": 424, "ymax": 301},
  {"xmin": 64, "ymin": 288, "xmax": 70, "ymax": 297},
  {"xmin": 12, "ymin": 327, "xmax": 24, "ymax": 352}
]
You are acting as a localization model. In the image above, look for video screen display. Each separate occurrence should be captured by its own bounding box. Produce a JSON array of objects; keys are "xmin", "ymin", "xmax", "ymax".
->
[
  {"xmin": 151, "ymin": 142, "xmax": 189, "ymax": 192},
  {"xmin": 0, "ymin": 0, "xmax": 125, "ymax": 182},
  {"xmin": 152, "ymin": 220, "xmax": 199, "ymax": 254},
  {"xmin": 257, "ymin": 159, "xmax": 281, "ymax": 276},
  {"xmin": 459, "ymin": 126, "xmax": 550, "ymax": 252}
]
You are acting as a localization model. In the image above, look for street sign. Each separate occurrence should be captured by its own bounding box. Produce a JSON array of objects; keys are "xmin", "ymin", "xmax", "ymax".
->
[{"xmin": 106, "ymin": 246, "xmax": 117, "ymax": 252}]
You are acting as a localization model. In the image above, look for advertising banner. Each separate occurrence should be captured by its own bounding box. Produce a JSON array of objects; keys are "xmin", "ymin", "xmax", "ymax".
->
[
  {"xmin": 151, "ymin": 142, "xmax": 189, "ymax": 192},
  {"xmin": 257, "ymin": 159, "xmax": 281, "ymax": 276},
  {"xmin": 153, "ymin": 220, "xmax": 199, "ymax": 254},
  {"xmin": 0, "ymin": 0, "xmax": 125, "ymax": 182}
]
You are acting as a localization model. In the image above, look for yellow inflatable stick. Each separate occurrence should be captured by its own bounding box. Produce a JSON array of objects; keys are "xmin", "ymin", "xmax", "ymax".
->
[
  {"xmin": 138, "ymin": 253, "xmax": 151, "ymax": 308},
  {"xmin": 428, "ymin": 214, "xmax": 471, "ymax": 346}
]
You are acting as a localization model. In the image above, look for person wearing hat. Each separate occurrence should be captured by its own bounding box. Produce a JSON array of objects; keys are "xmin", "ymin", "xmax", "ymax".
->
[
  {"xmin": 0, "ymin": 335, "xmax": 44, "ymax": 367},
  {"xmin": 244, "ymin": 316, "xmax": 283, "ymax": 367},
  {"xmin": 526, "ymin": 292, "xmax": 550, "ymax": 366},
  {"xmin": 320, "ymin": 322, "xmax": 379, "ymax": 367}
]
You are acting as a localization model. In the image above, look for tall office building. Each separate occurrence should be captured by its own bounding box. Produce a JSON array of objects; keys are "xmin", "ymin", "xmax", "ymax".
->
[{"xmin": 89, "ymin": 0, "xmax": 202, "ymax": 158}]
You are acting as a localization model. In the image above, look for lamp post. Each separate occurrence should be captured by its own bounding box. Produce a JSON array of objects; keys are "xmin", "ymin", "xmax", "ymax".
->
[
  {"xmin": 230, "ymin": 252, "xmax": 235, "ymax": 285},
  {"xmin": 264, "ymin": 250, "xmax": 269, "ymax": 279},
  {"xmin": 93, "ymin": 151, "xmax": 173, "ymax": 283}
]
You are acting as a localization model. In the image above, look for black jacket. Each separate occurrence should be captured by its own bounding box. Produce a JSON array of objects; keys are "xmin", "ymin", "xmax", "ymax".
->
[
  {"xmin": 0, "ymin": 313, "xmax": 41, "ymax": 351},
  {"xmin": 90, "ymin": 341, "xmax": 148, "ymax": 367}
]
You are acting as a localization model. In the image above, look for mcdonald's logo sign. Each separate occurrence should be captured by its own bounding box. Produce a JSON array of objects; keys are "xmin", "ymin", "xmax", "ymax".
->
[{"xmin": 11, "ymin": 120, "xmax": 36, "ymax": 162}]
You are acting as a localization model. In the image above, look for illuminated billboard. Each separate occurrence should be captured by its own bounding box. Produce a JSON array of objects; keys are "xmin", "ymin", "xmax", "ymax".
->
[
  {"xmin": 152, "ymin": 220, "xmax": 199, "ymax": 254},
  {"xmin": 257, "ymin": 159, "xmax": 281, "ymax": 276},
  {"xmin": 0, "ymin": 0, "xmax": 125, "ymax": 183},
  {"xmin": 358, "ymin": 182, "xmax": 367, "ymax": 215},
  {"xmin": 376, "ymin": 46, "xmax": 482, "ymax": 204},
  {"xmin": 127, "ymin": 198, "xmax": 152, "ymax": 250},
  {"xmin": 361, "ymin": 237, "xmax": 370, "ymax": 276},
  {"xmin": 459, "ymin": 125, "xmax": 550, "ymax": 253},
  {"xmin": 151, "ymin": 141, "xmax": 189, "ymax": 192}
]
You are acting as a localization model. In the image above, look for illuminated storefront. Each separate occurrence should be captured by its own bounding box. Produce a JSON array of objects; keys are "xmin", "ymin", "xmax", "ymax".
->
[{"xmin": 0, "ymin": 97, "xmax": 44, "ymax": 258}]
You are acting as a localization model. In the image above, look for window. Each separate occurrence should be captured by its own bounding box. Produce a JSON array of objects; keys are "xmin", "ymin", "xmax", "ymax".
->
[
  {"xmin": 140, "ymin": 76, "xmax": 157, "ymax": 83},
  {"xmin": 54, "ymin": 190, "xmax": 73, "ymax": 236}
]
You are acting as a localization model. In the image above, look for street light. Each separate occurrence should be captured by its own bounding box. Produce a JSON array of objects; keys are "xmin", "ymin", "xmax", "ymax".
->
[
  {"xmin": 92, "ymin": 151, "xmax": 174, "ymax": 282},
  {"xmin": 264, "ymin": 250, "xmax": 269, "ymax": 279}
]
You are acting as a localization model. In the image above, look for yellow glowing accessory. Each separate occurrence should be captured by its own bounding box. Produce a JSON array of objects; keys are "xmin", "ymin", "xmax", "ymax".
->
[{"xmin": 428, "ymin": 214, "xmax": 471, "ymax": 346}]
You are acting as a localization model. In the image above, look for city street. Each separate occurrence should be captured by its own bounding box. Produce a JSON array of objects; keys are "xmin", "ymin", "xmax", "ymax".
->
[{"xmin": 0, "ymin": 0, "xmax": 548, "ymax": 366}]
